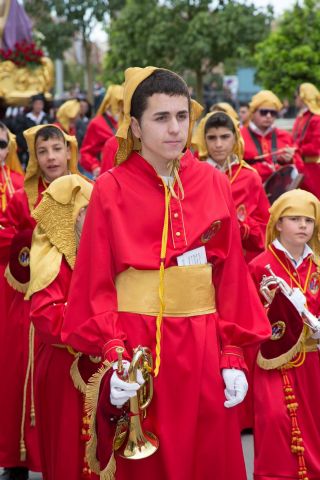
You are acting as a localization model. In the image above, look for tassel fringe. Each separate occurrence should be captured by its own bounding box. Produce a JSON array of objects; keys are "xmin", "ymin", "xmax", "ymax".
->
[
  {"xmin": 4, "ymin": 264, "xmax": 29, "ymax": 293},
  {"xmin": 70, "ymin": 353, "xmax": 87, "ymax": 394},
  {"xmin": 85, "ymin": 361, "xmax": 112, "ymax": 475},
  {"xmin": 100, "ymin": 452, "xmax": 116, "ymax": 480},
  {"xmin": 257, "ymin": 326, "xmax": 307, "ymax": 370}
]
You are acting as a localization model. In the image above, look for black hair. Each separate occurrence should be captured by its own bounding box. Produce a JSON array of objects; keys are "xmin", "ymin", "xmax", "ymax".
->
[
  {"xmin": 204, "ymin": 112, "xmax": 236, "ymax": 135},
  {"xmin": 35, "ymin": 125, "xmax": 66, "ymax": 144},
  {"xmin": 239, "ymin": 102, "xmax": 249, "ymax": 108},
  {"xmin": 130, "ymin": 69, "xmax": 190, "ymax": 122}
]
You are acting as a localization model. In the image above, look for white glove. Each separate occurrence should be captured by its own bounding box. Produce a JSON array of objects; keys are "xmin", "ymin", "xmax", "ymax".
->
[
  {"xmin": 110, "ymin": 360, "xmax": 145, "ymax": 407},
  {"xmin": 283, "ymin": 287, "xmax": 306, "ymax": 314},
  {"xmin": 222, "ymin": 368, "xmax": 248, "ymax": 408}
]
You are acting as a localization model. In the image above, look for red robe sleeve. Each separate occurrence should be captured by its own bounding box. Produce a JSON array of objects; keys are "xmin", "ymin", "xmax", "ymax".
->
[
  {"xmin": 80, "ymin": 115, "xmax": 117, "ymax": 173},
  {"xmin": 0, "ymin": 188, "xmax": 29, "ymax": 263},
  {"xmin": 62, "ymin": 177, "xmax": 126, "ymax": 359},
  {"xmin": 100, "ymin": 136, "xmax": 119, "ymax": 174},
  {"xmin": 30, "ymin": 259, "xmax": 72, "ymax": 345},
  {"xmin": 294, "ymin": 114, "xmax": 320, "ymax": 158},
  {"xmin": 231, "ymin": 167, "xmax": 269, "ymax": 262}
]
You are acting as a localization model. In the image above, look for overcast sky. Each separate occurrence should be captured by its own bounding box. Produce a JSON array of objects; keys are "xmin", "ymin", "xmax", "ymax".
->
[{"xmin": 253, "ymin": 0, "xmax": 299, "ymax": 14}]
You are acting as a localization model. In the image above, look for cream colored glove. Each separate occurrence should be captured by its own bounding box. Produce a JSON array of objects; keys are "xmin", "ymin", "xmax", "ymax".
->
[{"xmin": 222, "ymin": 368, "xmax": 248, "ymax": 408}]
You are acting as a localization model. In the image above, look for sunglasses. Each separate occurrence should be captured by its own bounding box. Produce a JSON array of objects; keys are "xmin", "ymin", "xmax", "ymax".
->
[
  {"xmin": 258, "ymin": 109, "xmax": 278, "ymax": 118},
  {"xmin": 0, "ymin": 140, "xmax": 8, "ymax": 149}
]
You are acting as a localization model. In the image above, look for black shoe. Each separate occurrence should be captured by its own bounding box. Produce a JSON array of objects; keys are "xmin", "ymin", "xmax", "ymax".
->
[{"xmin": 0, "ymin": 468, "xmax": 28, "ymax": 480}]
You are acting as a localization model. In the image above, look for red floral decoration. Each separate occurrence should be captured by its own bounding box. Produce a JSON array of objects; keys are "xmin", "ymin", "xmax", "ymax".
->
[{"xmin": 0, "ymin": 40, "xmax": 44, "ymax": 67}]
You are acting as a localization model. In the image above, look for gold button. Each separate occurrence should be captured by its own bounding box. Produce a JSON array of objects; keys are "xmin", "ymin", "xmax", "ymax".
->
[
  {"xmin": 293, "ymin": 272, "xmax": 297, "ymax": 276},
  {"xmin": 176, "ymin": 232, "xmax": 181, "ymax": 237},
  {"xmin": 174, "ymin": 212, "xmax": 179, "ymax": 218}
]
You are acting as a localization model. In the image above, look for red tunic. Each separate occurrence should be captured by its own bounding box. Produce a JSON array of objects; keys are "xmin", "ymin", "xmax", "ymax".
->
[
  {"xmin": 0, "ymin": 184, "xmax": 44, "ymax": 472},
  {"xmin": 100, "ymin": 136, "xmax": 119, "ymax": 174},
  {"xmin": 228, "ymin": 163, "xmax": 269, "ymax": 263},
  {"xmin": 249, "ymin": 246, "xmax": 320, "ymax": 480},
  {"xmin": 80, "ymin": 114, "xmax": 117, "ymax": 173},
  {"xmin": 241, "ymin": 126, "xmax": 304, "ymax": 183},
  {"xmin": 30, "ymin": 259, "xmax": 98, "ymax": 480},
  {"xmin": 292, "ymin": 111, "xmax": 320, "ymax": 198},
  {"xmin": 62, "ymin": 151, "xmax": 270, "ymax": 480}
]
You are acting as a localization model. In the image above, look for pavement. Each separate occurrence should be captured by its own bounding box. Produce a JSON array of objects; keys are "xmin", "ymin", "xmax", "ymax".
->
[{"xmin": 1, "ymin": 432, "xmax": 254, "ymax": 479}]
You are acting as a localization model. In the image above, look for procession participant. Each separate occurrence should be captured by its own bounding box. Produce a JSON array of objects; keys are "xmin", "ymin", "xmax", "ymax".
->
[
  {"xmin": 26, "ymin": 174, "xmax": 99, "ymax": 480},
  {"xmin": 192, "ymin": 110, "xmax": 269, "ymax": 263},
  {"xmin": 14, "ymin": 94, "xmax": 50, "ymax": 168},
  {"xmin": 0, "ymin": 122, "xmax": 24, "ymax": 212},
  {"xmin": 239, "ymin": 102, "xmax": 250, "ymax": 127},
  {"xmin": 62, "ymin": 66, "xmax": 271, "ymax": 480},
  {"xmin": 292, "ymin": 83, "xmax": 320, "ymax": 198},
  {"xmin": 79, "ymin": 85, "xmax": 123, "ymax": 178},
  {"xmin": 55, "ymin": 99, "xmax": 80, "ymax": 136},
  {"xmin": 0, "ymin": 125, "xmax": 79, "ymax": 480},
  {"xmin": 210, "ymin": 101, "xmax": 239, "ymax": 121},
  {"xmin": 249, "ymin": 189, "xmax": 320, "ymax": 480},
  {"xmin": 0, "ymin": 122, "xmax": 24, "ymax": 391},
  {"xmin": 241, "ymin": 90, "xmax": 303, "ymax": 183}
]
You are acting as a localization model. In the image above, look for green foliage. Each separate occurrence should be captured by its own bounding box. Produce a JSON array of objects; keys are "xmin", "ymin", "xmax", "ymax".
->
[
  {"xmin": 25, "ymin": 0, "xmax": 75, "ymax": 59},
  {"xmin": 255, "ymin": 0, "xmax": 320, "ymax": 98},
  {"xmin": 103, "ymin": 0, "xmax": 273, "ymax": 101}
]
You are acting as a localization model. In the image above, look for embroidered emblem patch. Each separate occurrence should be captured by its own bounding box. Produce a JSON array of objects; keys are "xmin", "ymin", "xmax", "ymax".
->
[
  {"xmin": 18, "ymin": 247, "xmax": 30, "ymax": 267},
  {"xmin": 270, "ymin": 321, "xmax": 286, "ymax": 340},
  {"xmin": 237, "ymin": 204, "xmax": 247, "ymax": 222},
  {"xmin": 201, "ymin": 220, "xmax": 221, "ymax": 243},
  {"xmin": 309, "ymin": 272, "xmax": 320, "ymax": 295}
]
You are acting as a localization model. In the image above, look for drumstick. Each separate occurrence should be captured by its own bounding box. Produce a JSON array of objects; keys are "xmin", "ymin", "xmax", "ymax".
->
[{"xmin": 254, "ymin": 147, "xmax": 296, "ymax": 161}]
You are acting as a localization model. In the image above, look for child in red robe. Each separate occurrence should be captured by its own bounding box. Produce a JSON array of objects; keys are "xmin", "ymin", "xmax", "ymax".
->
[
  {"xmin": 80, "ymin": 85, "xmax": 123, "ymax": 178},
  {"xmin": 62, "ymin": 66, "xmax": 271, "ymax": 480},
  {"xmin": 0, "ymin": 125, "xmax": 79, "ymax": 480},
  {"xmin": 27, "ymin": 174, "xmax": 99, "ymax": 480},
  {"xmin": 249, "ymin": 189, "xmax": 320, "ymax": 480},
  {"xmin": 193, "ymin": 110, "xmax": 270, "ymax": 263}
]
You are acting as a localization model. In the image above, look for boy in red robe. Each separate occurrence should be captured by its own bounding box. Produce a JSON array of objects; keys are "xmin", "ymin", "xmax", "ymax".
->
[
  {"xmin": 80, "ymin": 85, "xmax": 123, "ymax": 178},
  {"xmin": 26, "ymin": 174, "xmax": 99, "ymax": 480},
  {"xmin": 193, "ymin": 110, "xmax": 270, "ymax": 263},
  {"xmin": 241, "ymin": 90, "xmax": 303, "ymax": 183},
  {"xmin": 62, "ymin": 66, "xmax": 271, "ymax": 480},
  {"xmin": 293, "ymin": 83, "xmax": 320, "ymax": 198},
  {"xmin": 249, "ymin": 189, "xmax": 320, "ymax": 480},
  {"xmin": 0, "ymin": 125, "xmax": 79, "ymax": 480}
]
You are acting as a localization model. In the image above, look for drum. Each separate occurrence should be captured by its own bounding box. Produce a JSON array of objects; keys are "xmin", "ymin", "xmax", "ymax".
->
[{"xmin": 264, "ymin": 165, "xmax": 304, "ymax": 204}]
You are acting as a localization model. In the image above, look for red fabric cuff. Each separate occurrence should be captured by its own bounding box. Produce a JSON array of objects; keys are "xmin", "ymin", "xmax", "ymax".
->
[
  {"xmin": 220, "ymin": 345, "xmax": 248, "ymax": 372},
  {"xmin": 102, "ymin": 339, "xmax": 130, "ymax": 363},
  {"xmin": 91, "ymin": 162, "xmax": 100, "ymax": 173}
]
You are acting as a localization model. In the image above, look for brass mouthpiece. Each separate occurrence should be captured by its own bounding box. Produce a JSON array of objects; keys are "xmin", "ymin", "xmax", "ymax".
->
[{"xmin": 116, "ymin": 346, "xmax": 124, "ymax": 374}]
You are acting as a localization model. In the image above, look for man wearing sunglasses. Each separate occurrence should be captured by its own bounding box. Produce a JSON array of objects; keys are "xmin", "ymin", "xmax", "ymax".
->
[{"xmin": 241, "ymin": 90, "xmax": 303, "ymax": 183}]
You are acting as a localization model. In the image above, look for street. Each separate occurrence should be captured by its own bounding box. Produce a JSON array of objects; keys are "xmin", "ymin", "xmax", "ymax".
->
[{"xmin": 1, "ymin": 432, "xmax": 254, "ymax": 479}]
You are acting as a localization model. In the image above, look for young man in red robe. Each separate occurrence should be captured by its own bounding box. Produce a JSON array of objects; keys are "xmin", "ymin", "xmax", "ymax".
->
[
  {"xmin": 26, "ymin": 174, "xmax": 99, "ymax": 480},
  {"xmin": 193, "ymin": 110, "xmax": 270, "ymax": 264},
  {"xmin": 62, "ymin": 66, "xmax": 271, "ymax": 480},
  {"xmin": 241, "ymin": 90, "xmax": 303, "ymax": 183},
  {"xmin": 292, "ymin": 82, "xmax": 320, "ymax": 198},
  {"xmin": 249, "ymin": 189, "xmax": 320, "ymax": 480},
  {"xmin": 79, "ymin": 85, "xmax": 123, "ymax": 178},
  {"xmin": 0, "ymin": 125, "xmax": 79, "ymax": 480}
]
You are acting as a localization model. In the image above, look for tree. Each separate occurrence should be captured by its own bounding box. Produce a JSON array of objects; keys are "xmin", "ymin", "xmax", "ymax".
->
[
  {"xmin": 25, "ymin": 0, "xmax": 75, "ymax": 60},
  {"xmin": 103, "ymin": 0, "xmax": 273, "ymax": 104},
  {"xmin": 255, "ymin": 0, "xmax": 320, "ymax": 98}
]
